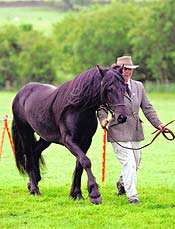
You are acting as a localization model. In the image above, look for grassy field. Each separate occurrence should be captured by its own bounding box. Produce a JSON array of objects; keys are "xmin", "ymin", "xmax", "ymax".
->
[
  {"xmin": 0, "ymin": 91, "xmax": 174, "ymax": 228},
  {"xmin": 0, "ymin": 7, "xmax": 65, "ymax": 35}
]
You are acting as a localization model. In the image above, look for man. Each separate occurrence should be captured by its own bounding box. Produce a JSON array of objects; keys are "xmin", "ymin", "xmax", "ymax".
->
[{"xmin": 97, "ymin": 56, "xmax": 164, "ymax": 204}]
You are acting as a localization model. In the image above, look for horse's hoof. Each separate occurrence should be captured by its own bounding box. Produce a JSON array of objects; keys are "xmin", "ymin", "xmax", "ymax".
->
[
  {"xmin": 34, "ymin": 192, "xmax": 41, "ymax": 196},
  {"xmin": 90, "ymin": 196, "xmax": 102, "ymax": 205},
  {"xmin": 70, "ymin": 193, "xmax": 84, "ymax": 201},
  {"xmin": 76, "ymin": 194, "xmax": 84, "ymax": 200},
  {"xmin": 30, "ymin": 190, "xmax": 41, "ymax": 196}
]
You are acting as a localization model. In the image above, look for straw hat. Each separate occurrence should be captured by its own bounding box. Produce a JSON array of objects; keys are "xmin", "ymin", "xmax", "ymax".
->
[{"xmin": 112, "ymin": 56, "xmax": 139, "ymax": 69}]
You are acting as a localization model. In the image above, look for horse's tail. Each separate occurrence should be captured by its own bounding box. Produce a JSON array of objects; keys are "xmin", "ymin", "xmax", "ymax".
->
[
  {"xmin": 12, "ymin": 118, "xmax": 46, "ymax": 175},
  {"xmin": 12, "ymin": 118, "xmax": 28, "ymax": 174}
]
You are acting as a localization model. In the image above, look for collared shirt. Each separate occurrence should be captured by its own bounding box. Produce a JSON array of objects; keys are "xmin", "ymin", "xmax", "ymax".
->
[
  {"xmin": 127, "ymin": 79, "xmax": 131, "ymax": 91},
  {"xmin": 126, "ymin": 79, "xmax": 131, "ymax": 97}
]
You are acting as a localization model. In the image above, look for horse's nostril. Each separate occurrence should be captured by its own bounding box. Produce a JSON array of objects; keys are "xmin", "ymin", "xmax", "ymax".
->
[{"xmin": 117, "ymin": 114, "xmax": 127, "ymax": 123}]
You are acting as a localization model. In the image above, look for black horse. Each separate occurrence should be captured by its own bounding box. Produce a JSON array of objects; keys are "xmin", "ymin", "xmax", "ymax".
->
[{"xmin": 12, "ymin": 65, "xmax": 127, "ymax": 204}]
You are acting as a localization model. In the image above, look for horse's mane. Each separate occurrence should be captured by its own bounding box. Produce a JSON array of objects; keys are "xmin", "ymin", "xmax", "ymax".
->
[{"xmin": 55, "ymin": 67, "xmax": 105, "ymax": 112}]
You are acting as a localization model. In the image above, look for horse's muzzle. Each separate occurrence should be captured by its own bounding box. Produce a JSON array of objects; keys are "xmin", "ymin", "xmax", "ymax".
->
[{"xmin": 117, "ymin": 114, "xmax": 127, "ymax": 124}]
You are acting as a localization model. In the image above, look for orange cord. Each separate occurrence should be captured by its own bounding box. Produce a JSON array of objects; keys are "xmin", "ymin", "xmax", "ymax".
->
[{"xmin": 102, "ymin": 128, "xmax": 107, "ymax": 182}]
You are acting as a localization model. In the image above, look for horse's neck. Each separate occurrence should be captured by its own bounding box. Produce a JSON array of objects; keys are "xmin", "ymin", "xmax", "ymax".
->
[{"xmin": 54, "ymin": 71, "xmax": 102, "ymax": 111}]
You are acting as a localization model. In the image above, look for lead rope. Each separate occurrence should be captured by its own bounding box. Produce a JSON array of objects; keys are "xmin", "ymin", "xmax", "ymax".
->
[{"xmin": 105, "ymin": 120, "xmax": 175, "ymax": 151}]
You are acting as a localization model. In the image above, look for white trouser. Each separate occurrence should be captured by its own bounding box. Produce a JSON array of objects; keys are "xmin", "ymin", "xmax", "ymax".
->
[{"xmin": 112, "ymin": 141, "xmax": 142, "ymax": 201}]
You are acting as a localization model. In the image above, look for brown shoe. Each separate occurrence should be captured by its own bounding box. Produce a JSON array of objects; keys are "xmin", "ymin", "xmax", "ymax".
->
[
  {"xmin": 129, "ymin": 199, "xmax": 140, "ymax": 204},
  {"xmin": 117, "ymin": 181, "xmax": 126, "ymax": 196}
]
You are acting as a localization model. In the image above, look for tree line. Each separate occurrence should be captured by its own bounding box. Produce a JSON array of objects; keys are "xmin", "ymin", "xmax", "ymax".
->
[{"xmin": 0, "ymin": 0, "xmax": 174, "ymax": 89}]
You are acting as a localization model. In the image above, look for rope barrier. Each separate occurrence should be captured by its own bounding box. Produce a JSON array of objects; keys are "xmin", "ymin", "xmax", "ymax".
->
[{"xmin": 0, "ymin": 115, "xmax": 15, "ymax": 160}]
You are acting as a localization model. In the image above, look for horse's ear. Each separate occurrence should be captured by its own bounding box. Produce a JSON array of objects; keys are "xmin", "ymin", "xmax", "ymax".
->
[
  {"xmin": 118, "ymin": 64, "xmax": 124, "ymax": 74},
  {"xmin": 96, "ymin": 65, "xmax": 104, "ymax": 78}
]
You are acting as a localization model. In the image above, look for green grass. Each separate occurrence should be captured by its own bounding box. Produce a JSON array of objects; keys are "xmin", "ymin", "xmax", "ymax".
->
[
  {"xmin": 0, "ymin": 91, "xmax": 175, "ymax": 228},
  {"xmin": 144, "ymin": 82, "xmax": 175, "ymax": 93},
  {"xmin": 0, "ymin": 7, "xmax": 66, "ymax": 35}
]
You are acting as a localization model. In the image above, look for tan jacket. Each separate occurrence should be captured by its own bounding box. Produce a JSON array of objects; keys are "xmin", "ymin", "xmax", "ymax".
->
[{"xmin": 97, "ymin": 80, "xmax": 161, "ymax": 142}]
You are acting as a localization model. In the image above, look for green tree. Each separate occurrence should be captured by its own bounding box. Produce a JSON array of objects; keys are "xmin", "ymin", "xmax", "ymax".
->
[
  {"xmin": 0, "ymin": 25, "xmax": 57, "ymax": 89},
  {"xmin": 130, "ymin": 0, "xmax": 175, "ymax": 82},
  {"xmin": 53, "ymin": 2, "xmax": 141, "ymax": 75},
  {"xmin": 17, "ymin": 30, "xmax": 56, "ymax": 86},
  {"xmin": 0, "ymin": 25, "xmax": 20, "ymax": 87}
]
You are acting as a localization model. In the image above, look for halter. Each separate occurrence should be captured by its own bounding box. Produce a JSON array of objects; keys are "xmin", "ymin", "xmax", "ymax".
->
[
  {"xmin": 98, "ymin": 68, "xmax": 125, "ymax": 115},
  {"xmin": 104, "ymin": 102, "xmax": 125, "ymax": 118}
]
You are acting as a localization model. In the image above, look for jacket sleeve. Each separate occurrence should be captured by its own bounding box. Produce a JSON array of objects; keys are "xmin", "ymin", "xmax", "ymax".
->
[
  {"xmin": 140, "ymin": 83, "xmax": 161, "ymax": 128},
  {"xmin": 96, "ymin": 105, "xmax": 108, "ymax": 125}
]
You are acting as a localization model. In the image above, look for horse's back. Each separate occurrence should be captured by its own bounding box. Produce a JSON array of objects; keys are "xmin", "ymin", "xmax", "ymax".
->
[
  {"xmin": 16, "ymin": 82, "xmax": 56, "ymax": 98},
  {"xmin": 14, "ymin": 81, "xmax": 56, "ymax": 102},
  {"xmin": 12, "ymin": 82, "xmax": 59, "ymax": 139}
]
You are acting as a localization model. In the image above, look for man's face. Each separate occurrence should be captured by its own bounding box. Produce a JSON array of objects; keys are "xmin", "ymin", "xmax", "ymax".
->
[{"xmin": 122, "ymin": 67, "xmax": 133, "ymax": 82}]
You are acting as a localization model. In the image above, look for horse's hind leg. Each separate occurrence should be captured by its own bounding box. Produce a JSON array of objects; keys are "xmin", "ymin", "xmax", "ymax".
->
[
  {"xmin": 14, "ymin": 119, "xmax": 41, "ymax": 195},
  {"xmin": 28, "ymin": 138, "xmax": 51, "ymax": 193}
]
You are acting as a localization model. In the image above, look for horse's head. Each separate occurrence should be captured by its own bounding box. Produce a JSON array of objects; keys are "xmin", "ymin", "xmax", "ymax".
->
[{"xmin": 97, "ymin": 65, "xmax": 127, "ymax": 124}]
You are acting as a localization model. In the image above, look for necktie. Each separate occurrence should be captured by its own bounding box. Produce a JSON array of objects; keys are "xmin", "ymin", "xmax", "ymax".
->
[{"xmin": 125, "ymin": 83, "xmax": 131, "ymax": 97}]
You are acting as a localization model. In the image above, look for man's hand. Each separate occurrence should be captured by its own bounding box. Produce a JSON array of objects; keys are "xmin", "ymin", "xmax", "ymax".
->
[{"xmin": 101, "ymin": 118, "xmax": 109, "ymax": 129}]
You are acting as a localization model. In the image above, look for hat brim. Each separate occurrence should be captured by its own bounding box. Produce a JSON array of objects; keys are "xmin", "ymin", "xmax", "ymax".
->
[{"xmin": 124, "ymin": 65, "xmax": 139, "ymax": 69}]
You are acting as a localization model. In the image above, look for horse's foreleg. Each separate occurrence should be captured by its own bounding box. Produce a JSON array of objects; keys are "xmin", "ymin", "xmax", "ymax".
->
[
  {"xmin": 83, "ymin": 160, "xmax": 102, "ymax": 204},
  {"xmin": 65, "ymin": 137, "xmax": 102, "ymax": 204},
  {"xmin": 70, "ymin": 160, "xmax": 84, "ymax": 200}
]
